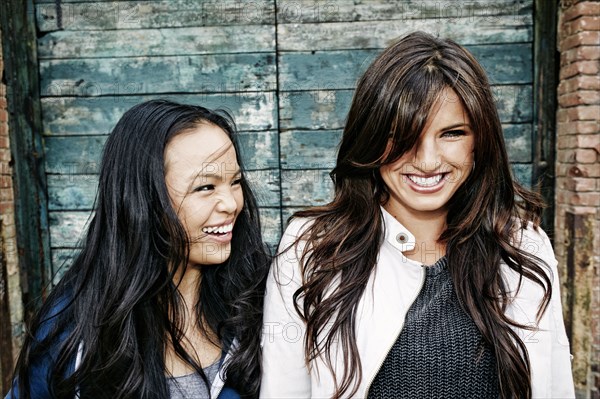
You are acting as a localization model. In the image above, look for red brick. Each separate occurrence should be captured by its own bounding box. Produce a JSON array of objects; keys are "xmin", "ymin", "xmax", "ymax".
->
[
  {"xmin": 0, "ymin": 202, "xmax": 15, "ymax": 215},
  {"xmin": 560, "ymin": 31, "xmax": 600, "ymax": 52},
  {"xmin": 577, "ymin": 134, "xmax": 600, "ymax": 152},
  {"xmin": 562, "ymin": 2, "xmax": 600, "ymax": 23},
  {"xmin": 0, "ymin": 187, "xmax": 14, "ymax": 202},
  {"xmin": 565, "ymin": 105, "xmax": 600, "ymax": 121},
  {"xmin": 558, "ymin": 135, "xmax": 578, "ymax": 149},
  {"xmin": 563, "ymin": 16, "xmax": 600, "ymax": 36},
  {"xmin": 0, "ymin": 148, "xmax": 11, "ymax": 162},
  {"xmin": 564, "ymin": 177, "xmax": 597, "ymax": 191},
  {"xmin": 559, "ymin": 91, "xmax": 600, "ymax": 107},
  {"xmin": 0, "ymin": 175, "xmax": 13, "ymax": 188},
  {"xmin": 558, "ymin": 149, "xmax": 576, "ymax": 163},
  {"xmin": 0, "ymin": 97, "xmax": 6, "ymax": 109},
  {"xmin": 560, "ymin": 60, "xmax": 600, "ymax": 79},
  {"xmin": 575, "ymin": 148, "xmax": 599, "ymax": 163},
  {"xmin": 559, "ymin": 163, "xmax": 600, "ymax": 178},
  {"xmin": 558, "ymin": 75, "xmax": 600, "ymax": 95},
  {"xmin": 0, "ymin": 136, "xmax": 8, "ymax": 149},
  {"xmin": 562, "ymin": 46, "xmax": 600, "ymax": 65},
  {"xmin": 0, "ymin": 122, "xmax": 8, "ymax": 136},
  {"xmin": 568, "ymin": 192, "xmax": 600, "ymax": 206},
  {"xmin": 557, "ymin": 122, "xmax": 600, "ymax": 136},
  {"xmin": 0, "ymin": 109, "xmax": 6, "ymax": 123}
]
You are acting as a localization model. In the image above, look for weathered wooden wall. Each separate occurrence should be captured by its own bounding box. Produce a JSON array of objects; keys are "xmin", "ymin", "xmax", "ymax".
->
[{"xmin": 33, "ymin": 0, "xmax": 535, "ymax": 281}]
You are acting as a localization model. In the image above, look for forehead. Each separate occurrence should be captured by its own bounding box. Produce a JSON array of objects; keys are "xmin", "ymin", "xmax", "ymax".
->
[
  {"xmin": 426, "ymin": 89, "xmax": 470, "ymax": 126},
  {"xmin": 164, "ymin": 124, "xmax": 238, "ymax": 172}
]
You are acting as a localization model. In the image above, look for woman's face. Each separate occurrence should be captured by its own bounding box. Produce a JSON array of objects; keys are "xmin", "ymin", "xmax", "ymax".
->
[
  {"xmin": 380, "ymin": 88, "xmax": 475, "ymax": 221},
  {"xmin": 164, "ymin": 123, "xmax": 244, "ymax": 266}
]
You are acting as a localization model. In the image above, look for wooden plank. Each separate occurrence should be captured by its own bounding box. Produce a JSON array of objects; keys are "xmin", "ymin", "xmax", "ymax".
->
[
  {"xmin": 49, "ymin": 207, "xmax": 281, "ymax": 250},
  {"xmin": 47, "ymin": 175, "xmax": 98, "ymax": 211},
  {"xmin": 47, "ymin": 168, "xmax": 281, "ymax": 210},
  {"xmin": 36, "ymin": 1, "xmax": 274, "ymax": 31},
  {"xmin": 0, "ymin": 0, "xmax": 52, "ymax": 315},
  {"xmin": 504, "ymin": 124, "xmax": 533, "ymax": 163},
  {"xmin": 45, "ymin": 136, "xmax": 106, "ymax": 175},
  {"xmin": 44, "ymin": 131, "xmax": 278, "ymax": 173},
  {"xmin": 278, "ymin": 45, "xmax": 532, "ymax": 92},
  {"xmin": 279, "ymin": 89, "xmax": 353, "ymax": 131},
  {"xmin": 281, "ymin": 169, "xmax": 333, "ymax": 206},
  {"xmin": 41, "ymin": 93, "xmax": 277, "ymax": 135},
  {"xmin": 48, "ymin": 211, "xmax": 91, "ymax": 248},
  {"xmin": 37, "ymin": 25, "xmax": 275, "ymax": 59},
  {"xmin": 279, "ymin": 86, "xmax": 531, "ymax": 130},
  {"xmin": 511, "ymin": 163, "xmax": 532, "ymax": 187},
  {"xmin": 533, "ymin": 0, "xmax": 558, "ymax": 233},
  {"xmin": 51, "ymin": 248, "xmax": 79, "ymax": 285},
  {"xmin": 280, "ymin": 130, "xmax": 341, "ymax": 169},
  {"xmin": 236, "ymin": 131, "xmax": 280, "ymax": 170},
  {"xmin": 40, "ymin": 53, "xmax": 276, "ymax": 96},
  {"xmin": 277, "ymin": 15, "xmax": 532, "ymax": 51},
  {"xmin": 275, "ymin": 0, "xmax": 532, "ymax": 23}
]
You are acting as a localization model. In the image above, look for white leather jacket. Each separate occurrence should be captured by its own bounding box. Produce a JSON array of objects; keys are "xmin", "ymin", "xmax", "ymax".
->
[{"xmin": 260, "ymin": 209, "xmax": 575, "ymax": 398}]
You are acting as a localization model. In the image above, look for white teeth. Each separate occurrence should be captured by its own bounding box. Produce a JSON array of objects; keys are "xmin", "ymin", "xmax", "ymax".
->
[
  {"xmin": 202, "ymin": 223, "xmax": 233, "ymax": 234},
  {"xmin": 407, "ymin": 174, "xmax": 443, "ymax": 187}
]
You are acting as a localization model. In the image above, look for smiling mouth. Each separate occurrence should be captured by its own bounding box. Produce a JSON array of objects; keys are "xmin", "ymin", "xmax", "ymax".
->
[
  {"xmin": 202, "ymin": 222, "xmax": 234, "ymax": 235},
  {"xmin": 405, "ymin": 173, "xmax": 448, "ymax": 187}
]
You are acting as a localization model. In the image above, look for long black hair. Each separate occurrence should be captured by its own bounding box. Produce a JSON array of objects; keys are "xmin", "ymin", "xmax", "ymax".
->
[{"xmin": 13, "ymin": 100, "xmax": 270, "ymax": 398}]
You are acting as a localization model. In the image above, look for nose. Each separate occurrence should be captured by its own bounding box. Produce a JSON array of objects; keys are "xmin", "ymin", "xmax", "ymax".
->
[
  {"xmin": 413, "ymin": 135, "xmax": 441, "ymax": 172},
  {"xmin": 216, "ymin": 186, "xmax": 239, "ymax": 214}
]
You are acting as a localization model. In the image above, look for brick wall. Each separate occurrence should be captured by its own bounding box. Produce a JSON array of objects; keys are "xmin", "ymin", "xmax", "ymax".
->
[
  {"xmin": 0, "ymin": 28, "xmax": 24, "ymax": 393},
  {"xmin": 556, "ymin": 1, "xmax": 600, "ymax": 397}
]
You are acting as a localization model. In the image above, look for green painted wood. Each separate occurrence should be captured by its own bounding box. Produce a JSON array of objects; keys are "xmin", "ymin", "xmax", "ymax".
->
[
  {"xmin": 511, "ymin": 163, "xmax": 532, "ymax": 187},
  {"xmin": 281, "ymin": 169, "xmax": 332, "ymax": 207},
  {"xmin": 236, "ymin": 131, "xmax": 280, "ymax": 169},
  {"xmin": 45, "ymin": 136, "xmax": 106, "ymax": 175},
  {"xmin": 279, "ymin": 85, "xmax": 532, "ymax": 130},
  {"xmin": 41, "ymin": 94, "xmax": 277, "ymax": 135},
  {"xmin": 280, "ymin": 130, "xmax": 341, "ymax": 169},
  {"xmin": 275, "ymin": 0, "xmax": 532, "ymax": 23},
  {"xmin": 36, "ymin": 1, "xmax": 274, "ymax": 31},
  {"xmin": 49, "ymin": 207, "xmax": 281, "ymax": 250},
  {"xmin": 47, "ymin": 169, "xmax": 281, "ymax": 210},
  {"xmin": 40, "ymin": 53, "xmax": 276, "ymax": 96},
  {"xmin": 279, "ymin": 89, "xmax": 353, "ymax": 131},
  {"xmin": 504, "ymin": 124, "xmax": 533, "ymax": 163},
  {"xmin": 38, "ymin": 25, "xmax": 275, "ymax": 59},
  {"xmin": 44, "ymin": 131, "xmax": 279, "ymax": 172},
  {"xmin": 0, "ymin": 0, "xmax": 52, "ymax": 315},
  {"xmin": 278, "ymin": 45, "xmax": 532, "ymax": 92},
  {"xmin": 277, "ymin": 15, "xmax": 532, "ymax": 51}
]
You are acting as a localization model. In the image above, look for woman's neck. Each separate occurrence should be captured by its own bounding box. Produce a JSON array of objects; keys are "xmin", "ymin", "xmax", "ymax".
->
[{"xmin": 165, "ymin": 266, "xmax": 221, "ymax": 377}]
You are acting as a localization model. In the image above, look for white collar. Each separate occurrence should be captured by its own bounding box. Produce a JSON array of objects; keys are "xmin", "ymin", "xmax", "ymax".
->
[{"xmin": 380, "ymin": 206, "xmax": 416, "ymax": 252}]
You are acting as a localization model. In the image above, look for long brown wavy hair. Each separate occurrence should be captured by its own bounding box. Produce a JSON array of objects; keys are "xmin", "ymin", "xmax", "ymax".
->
[{"xmin": 291, "ymin": 31, "xmax": 552, "ymax": 399}]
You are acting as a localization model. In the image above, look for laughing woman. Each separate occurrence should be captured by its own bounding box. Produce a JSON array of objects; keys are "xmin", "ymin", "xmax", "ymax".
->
[
  {"xmin": 261, "ymin": 32, "xmax": 575, "ymax": 398},
  {"xmin": 7, "ymin": 100, "xmax": 270, "ymax": 398}
]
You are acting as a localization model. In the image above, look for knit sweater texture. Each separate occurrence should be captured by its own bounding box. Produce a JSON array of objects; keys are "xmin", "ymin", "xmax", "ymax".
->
[{"xmin": 367, "ymin": 257, "xmax": 499, "ymax": 398}]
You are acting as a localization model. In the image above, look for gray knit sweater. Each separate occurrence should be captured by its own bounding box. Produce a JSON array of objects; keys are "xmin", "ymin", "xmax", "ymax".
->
[{"xmin": 367, "ymin": 257, "xmax": 499, "ymax": 398}]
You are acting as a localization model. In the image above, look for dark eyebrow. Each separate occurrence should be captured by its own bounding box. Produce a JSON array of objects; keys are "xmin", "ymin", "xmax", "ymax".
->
[{"xmin": 441, "ymin": 123, "xmax": 471, "ymax": 131}]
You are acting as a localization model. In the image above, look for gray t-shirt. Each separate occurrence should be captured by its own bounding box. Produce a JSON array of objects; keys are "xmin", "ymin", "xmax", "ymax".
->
[{"xmin": 167, "ymin": 361, "xmax": 221, "ymax": 399}]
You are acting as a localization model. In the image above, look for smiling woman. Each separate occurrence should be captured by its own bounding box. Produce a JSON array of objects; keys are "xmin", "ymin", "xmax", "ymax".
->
[
  {"xmin": 261, "ymin": 32, "xmax": 575, "ymax": 399},
  {"xmin": 5, "ymin": 100, "xmax": 270, "ymax": 399},
  {"xmin": 165, "ymin": 124, "xmax": 244, "ymax": 267}
]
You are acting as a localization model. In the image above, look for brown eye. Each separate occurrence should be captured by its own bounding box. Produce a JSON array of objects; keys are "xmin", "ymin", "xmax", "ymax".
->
[{"xmin": 442, "ymin": 130, "xmax": 465, "ymax": 138}]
